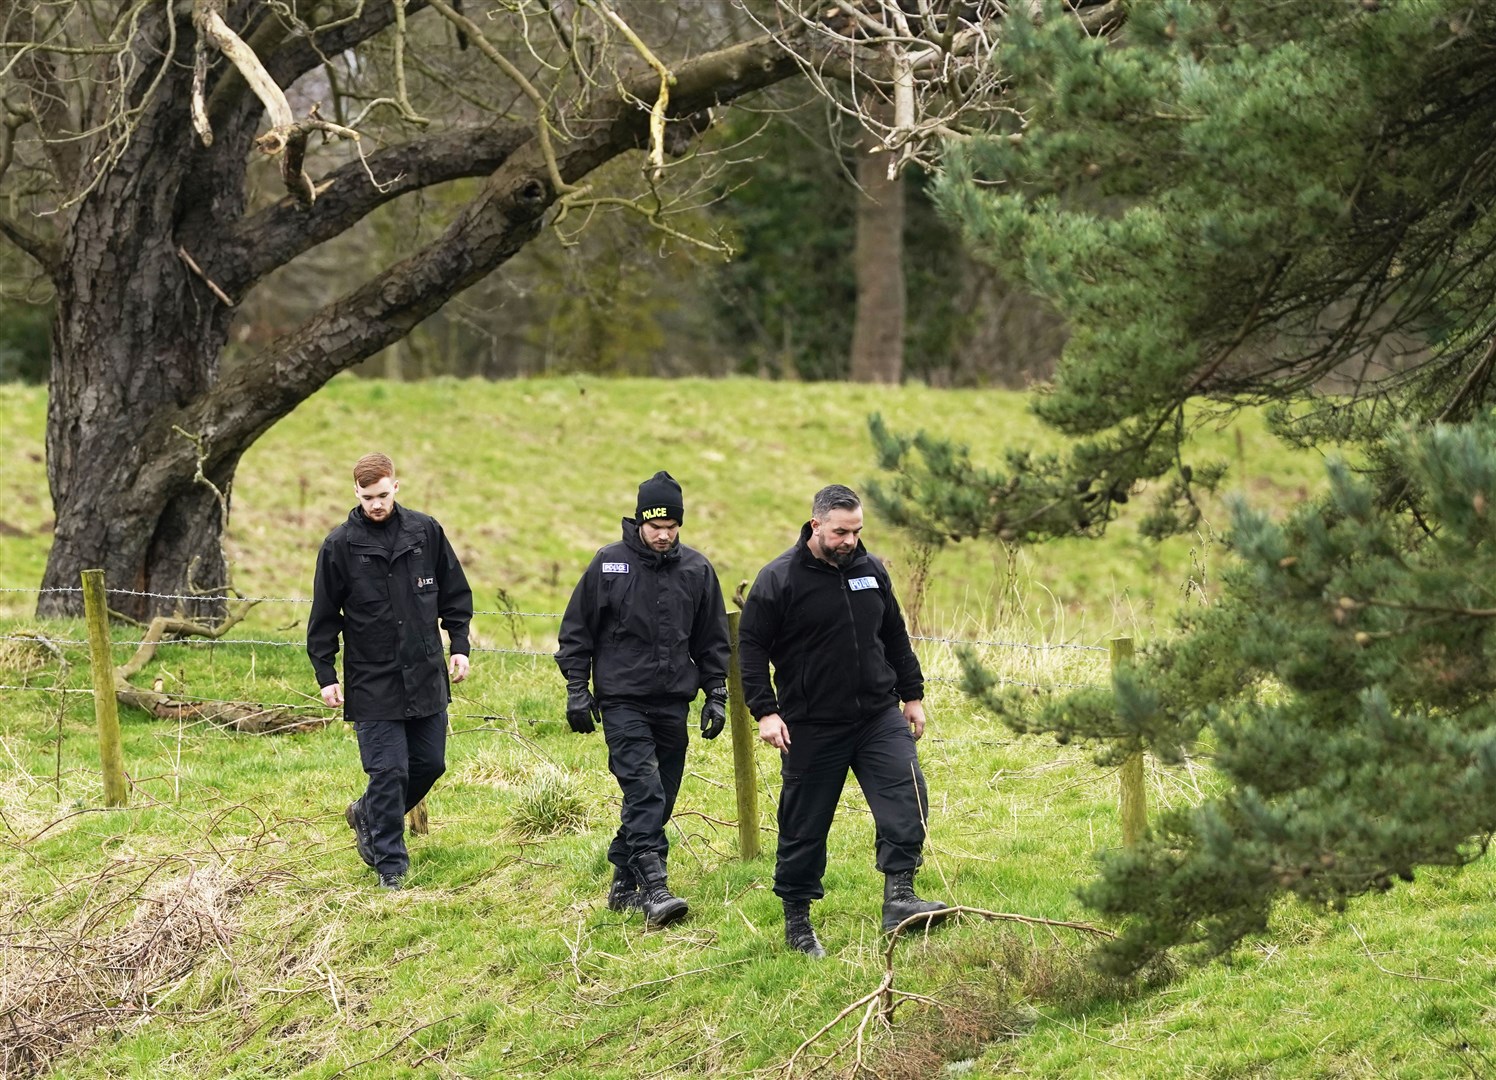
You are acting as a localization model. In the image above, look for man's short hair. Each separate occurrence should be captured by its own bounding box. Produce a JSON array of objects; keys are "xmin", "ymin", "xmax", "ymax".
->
[
  {"xmin": 812, "ymin": 484, "xmax": 860, "ymax": 519},
  {"xmin": 353, "ymin": 453, "xmax": 396, "ymax": 488}
]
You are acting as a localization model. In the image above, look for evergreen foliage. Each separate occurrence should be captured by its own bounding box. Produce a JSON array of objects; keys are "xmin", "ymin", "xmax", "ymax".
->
[
  {"xmin": 964, "ymin": 417, "xmax": 1496, "ymax": 972},
  {"xmin": 872, "ymin": 0, "xmax": 1496, "ymax": 540},
  {"xmin": 872, "ymin": 0, "xmax": 1496, "ymax": 968}
]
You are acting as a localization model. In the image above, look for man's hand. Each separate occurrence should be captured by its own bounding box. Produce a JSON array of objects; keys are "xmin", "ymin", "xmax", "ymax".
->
[
  {"xmin": 449, "ymin": 653, "xmax": 470, "ymax": 683},
  {"xmin": 758, "ymin": 712, "xmax": 791, "ymax": 751},
  {"xmin": 321, "ymin": 682, "xmax": 344, "ymax": 708},
  {"xmin": 566, "ymin": 678, "xmax": 600, "ymax": 734},
  {"xmin": 700, "ymin": 686, "xmax": 728, "ymax": 740},
  {"xmin": 904, "ymin": 699, "xmax": 926, "ymax": 740}
]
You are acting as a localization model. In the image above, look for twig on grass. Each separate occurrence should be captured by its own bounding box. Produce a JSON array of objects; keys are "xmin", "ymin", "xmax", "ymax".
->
[
  {"xmin": 779, "ymin": 906, "xmax": 1113, "ymax": 1078},
  {"xmin": 1348, "ymin": 923, "xmax": 1458, "ymax": 985},
  {"xmin": 594, "ymin": 957, "xmax": 750, "ymax": 1001},
  {"xmin": 644, "ymin": 1030, "xmax": 744, "ymax": 1079},
  {"xmin": 326, "ymin": 1013, "xmax": 458, "ymax": 1078}
]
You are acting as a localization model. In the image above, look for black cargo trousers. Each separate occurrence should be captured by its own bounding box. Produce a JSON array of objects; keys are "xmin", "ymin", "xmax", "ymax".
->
[
  {"xmin": 353, "ymin": 710, "xmax": 448, "ymax": 877},
  {"xmin": 772, "ymin": 704, "xmax": 929, "ymax": 902},
  {"xmin": 601, "ymin": 699, "xmax": 690, "ymax": 870}
]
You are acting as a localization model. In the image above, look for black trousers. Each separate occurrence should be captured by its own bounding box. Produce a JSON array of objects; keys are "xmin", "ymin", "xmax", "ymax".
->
[
  {"xmin": 353, "ymin": 710, "xmax": 447, "ymax": 876},
  {"xmin": 602, "ymin": 701, "xmax": 689, "ymax": 869},
  {"xmin": 773, "ymin": 705, "xmax": 930, "ymax": 903}
]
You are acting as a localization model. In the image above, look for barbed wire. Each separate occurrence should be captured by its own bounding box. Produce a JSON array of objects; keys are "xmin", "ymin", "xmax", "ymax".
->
[
  {"xmin": 4, "ymin": 584, "xmax": 1122, "ymax": 664},
  {"xmin": 2, "ymin": 627, "xmax": 1109, "ymax": 658},
  {"xmin": 925, "ymin": 674, "xmax": 1102, "ymax": 690},
  {"xmin": 1, "ymin": 584, "xmax": 562, "ymax": 619},
  {"xmin": 0, "ymin": 634, "xmax": 1109, "ymax": 676},
  {"xmin": 0, "ymin": 635, "xmax": 559, "ymax": 658},
  {"xmin": 910, "ymin": 633, "xmax": 1108, "ymax": 653},
  {"xmin": 0, "ymin": 634, "xmax": 306, "ymax": 649},
  {"xmin": 0, "ymin": 684, "xmax": 96, "ymax": 695}
]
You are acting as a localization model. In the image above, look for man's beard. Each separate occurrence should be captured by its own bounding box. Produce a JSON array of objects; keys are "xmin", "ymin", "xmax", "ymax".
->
[{"xmin": 826, "ymin": 546, "xmax": 855, "ymax": 568}]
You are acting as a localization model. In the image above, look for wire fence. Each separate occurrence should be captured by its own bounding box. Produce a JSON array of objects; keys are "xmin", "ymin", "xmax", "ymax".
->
[{"xmin": 0, "ymin": 582, "xmax": 1113, "ymax": 728}]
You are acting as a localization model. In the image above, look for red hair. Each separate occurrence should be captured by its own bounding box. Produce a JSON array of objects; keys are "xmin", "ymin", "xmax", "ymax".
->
[{"xmin": 353, "ymin": 453, "xmax": 395, "ymax": 487}]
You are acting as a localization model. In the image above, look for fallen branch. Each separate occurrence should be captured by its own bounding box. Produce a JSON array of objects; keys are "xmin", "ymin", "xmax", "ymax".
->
[{"xmin": 107, "ymin": 607, "xmax": 329, "ymax": 735}]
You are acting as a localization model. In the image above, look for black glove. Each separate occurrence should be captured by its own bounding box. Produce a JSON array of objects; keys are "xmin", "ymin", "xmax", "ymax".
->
[
  {"xmin": 566, "ymin": 678, "xmax": 600, "ymax": 734},
  {"xmin": 700, "ymin": 685, "xmax": 729, "ymax": 740}
]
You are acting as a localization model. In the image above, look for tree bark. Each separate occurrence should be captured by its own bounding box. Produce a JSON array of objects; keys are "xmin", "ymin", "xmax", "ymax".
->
[
  {"xmin": 849, "ymin": 129, "xmax": 906, "ymax": 384},
  {"xmin": 39, "ymin": 6, "xmax": 244, "ymax": 621}
]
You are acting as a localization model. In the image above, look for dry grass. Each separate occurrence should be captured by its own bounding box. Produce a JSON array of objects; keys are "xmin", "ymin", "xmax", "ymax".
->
[{"xmin": 0, "ymin": 860, "xmax": 261, "ymax": 1077}]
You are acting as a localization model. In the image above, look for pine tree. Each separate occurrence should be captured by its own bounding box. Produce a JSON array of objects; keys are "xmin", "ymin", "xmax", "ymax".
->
[
  {"xmin": 963, "ymin": 420, "xmax": 1496, "ymax": 972},
  {"xmin": 868, "ymin": 1, "xmax": 1496, "ymax": 968},
  {"xmin": 871, "ymin": 0, "xmax": 1496, "ymax": 541}
]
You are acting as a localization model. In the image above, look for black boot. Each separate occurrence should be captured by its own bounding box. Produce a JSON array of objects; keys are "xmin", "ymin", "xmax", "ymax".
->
[
  {"xmin": 783, "ymin": 900, "xmax": 826, "ymax": 958},
  {"xmin": 881, "ymin": 870, "xmax": 949, "ymax": 933},
  {"xmin": 606, "ymin": 863, "xmax": 644, "ymax": 912},
  {"xmin": 630, "ymin": 851, "xmax": 689, "ymax": 928},
  {"xmin": 345, "ymin": 800, "xmax": 376, "ymax": 868}
]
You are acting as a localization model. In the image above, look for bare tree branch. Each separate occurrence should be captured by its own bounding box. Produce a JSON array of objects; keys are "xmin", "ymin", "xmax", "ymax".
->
[
  {"xmin": 214, "ymin": 122, "xmax": 533, "ymax": 296},
  {"xmin": 178, "ymin": 30, "xmax": 806, "ymax": 468}
]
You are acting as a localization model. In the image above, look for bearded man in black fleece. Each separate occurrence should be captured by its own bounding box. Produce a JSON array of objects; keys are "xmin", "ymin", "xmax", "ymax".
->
[
  {"xmin": 739, "ymin": 484, "xmax": 947, "ymax": 957},
  {"xmin": 556, "ymin": 471, "xmax": 732, "ymax": 928}
]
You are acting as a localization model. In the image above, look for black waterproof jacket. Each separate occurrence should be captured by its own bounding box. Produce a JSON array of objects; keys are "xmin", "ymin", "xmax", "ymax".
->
[
  {"xmin": 738, "ymin": 522, "xmax": 923, "ymax": 724},
  {"xmin": 307, "ymin": 506, "xmax": 472, "ymax": 721},
  {"xmin": 555, "ymin": 519, "xmax": 731, "ymax": 706}
]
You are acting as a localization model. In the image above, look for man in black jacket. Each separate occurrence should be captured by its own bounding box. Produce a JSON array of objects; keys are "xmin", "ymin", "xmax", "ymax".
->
[
  {"xmin": 308, "ymin": 453, "xmax": 473, "ymax": 890},
  {"xmin": 739, "ymin": 484, "xmax": 947, "ymax": 957},
  {"xmin": 556, "ymin": 471, "xmax": 731, "ymax": 928}
]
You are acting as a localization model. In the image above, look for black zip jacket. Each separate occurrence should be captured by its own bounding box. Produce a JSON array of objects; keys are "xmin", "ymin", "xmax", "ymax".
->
[
  {"xmin": 738, "ymin": 522, "xmax": 923, "ymax": 724},
  {"xmin": 307, "ymin": 506, "xmax": 472, "ymax": 721},
  {"xmin": 555, "ymin": 518, "xmax": 731, "ymax": 705}
]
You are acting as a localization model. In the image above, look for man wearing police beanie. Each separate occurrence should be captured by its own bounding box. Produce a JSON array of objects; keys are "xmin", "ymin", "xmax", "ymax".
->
[{"xmin": 556, "ymin": 471, "xmax": 731, "ymax": 927}]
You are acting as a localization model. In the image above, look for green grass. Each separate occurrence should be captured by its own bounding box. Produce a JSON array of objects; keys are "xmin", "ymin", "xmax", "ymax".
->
[
  {"xmin": 0, "ymin": 376, "xmax": 1328, "ymax": 633},
  {"xmin": 4, "ymin": 376, "xmax": 1490, "ymax": 1079}
]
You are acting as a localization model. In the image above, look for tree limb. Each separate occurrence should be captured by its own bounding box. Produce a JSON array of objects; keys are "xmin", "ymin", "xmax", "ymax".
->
[
  {"xmin": 2, "ymin": 1, "xmax": 84, "ymax": 185},
  {"xmin": 169, "ymin": 31, "xmax": 804, "ymax": 474},
  {"xmin": 0, "ymin": 212, "xmax": 59, "ymax": 277},
  {"xmin": 214, "ymin": 122, "xmax": 533, "ymax": 296},
  {"xmin": 195, "ymin": 4, "xmax": 293, "ymax": 130},
  {"xmin": 263, "ymin": 0, "xmax": 432, "ymax": 96},
  {"xmin": 425, "ymin": 0, "xmax": 575, "ymax": 196}
]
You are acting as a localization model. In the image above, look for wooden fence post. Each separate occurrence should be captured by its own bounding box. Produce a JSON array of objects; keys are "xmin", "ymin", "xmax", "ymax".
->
[
  {"xmin": 80, "ymin": 569, "xmax": 128, "ymax": 807},
  {"xmin": 726, "ymin": 610, "xmax": 761, "ymax": 860},
  {"xmin": 1111, "ymin": 636, "xmax": 1145, "ymax": 848}
]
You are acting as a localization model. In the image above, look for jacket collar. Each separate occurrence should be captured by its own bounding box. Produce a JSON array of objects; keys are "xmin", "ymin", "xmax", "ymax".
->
[
  {"xmin": 345, "ymin": 506, "xmax": 422, "ymax": 557},
  {"xmin": 795, "ymin": 520, "xmax": 869, "ymax": 573}
]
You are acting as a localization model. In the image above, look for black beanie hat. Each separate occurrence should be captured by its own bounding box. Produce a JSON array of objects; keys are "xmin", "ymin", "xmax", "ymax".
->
[{"xmin": 636, "ymin": 470, "xmax": 684, "ymax": 524}]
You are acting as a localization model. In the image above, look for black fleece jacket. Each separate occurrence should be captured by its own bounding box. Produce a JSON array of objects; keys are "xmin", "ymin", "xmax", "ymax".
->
[
  {"xmin": 555, "ymin": 518, "xmax": 731, "ymax": 706},
  {"xmin": 738, "ymin": 522, "xmax": 923, "ymax": 724}
]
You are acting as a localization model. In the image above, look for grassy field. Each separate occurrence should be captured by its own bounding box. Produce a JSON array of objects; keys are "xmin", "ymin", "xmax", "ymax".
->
[{"xmin": 3, "ymin": 377, "xmax": 1494, "ymax": 1079}]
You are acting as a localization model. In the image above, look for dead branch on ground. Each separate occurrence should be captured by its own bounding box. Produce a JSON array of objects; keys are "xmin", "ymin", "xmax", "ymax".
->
[{"xmin": 778, "ymin": 906, "xmax": 1113, "ymax": 1078}]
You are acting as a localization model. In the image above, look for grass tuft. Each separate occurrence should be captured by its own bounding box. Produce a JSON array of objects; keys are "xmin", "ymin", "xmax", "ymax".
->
[{"xmin": 509, "ymin": 764, "xmax": 593, "ymax": 839}]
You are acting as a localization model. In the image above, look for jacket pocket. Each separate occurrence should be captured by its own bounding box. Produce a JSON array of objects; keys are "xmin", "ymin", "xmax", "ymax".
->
[
  {"xmin": 412, "ymin": 571, "xmax": 441, "ymax": 653},
  {"xmin": 345, "ymin": 565, "xmax": 395, "ymax": 660}
]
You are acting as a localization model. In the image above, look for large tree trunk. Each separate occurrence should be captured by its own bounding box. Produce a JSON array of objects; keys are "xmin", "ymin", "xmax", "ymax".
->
[
  {"xmin": 41, "ymin": 190, "xmax": 242, "ymax": 622},
  {"xmin": 849, "ymin": 130, "xmax": 906, "ymax": 385},
  {"xmin": 37, "ymin": 8, "xmax": 247, "ymax": 622}
]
